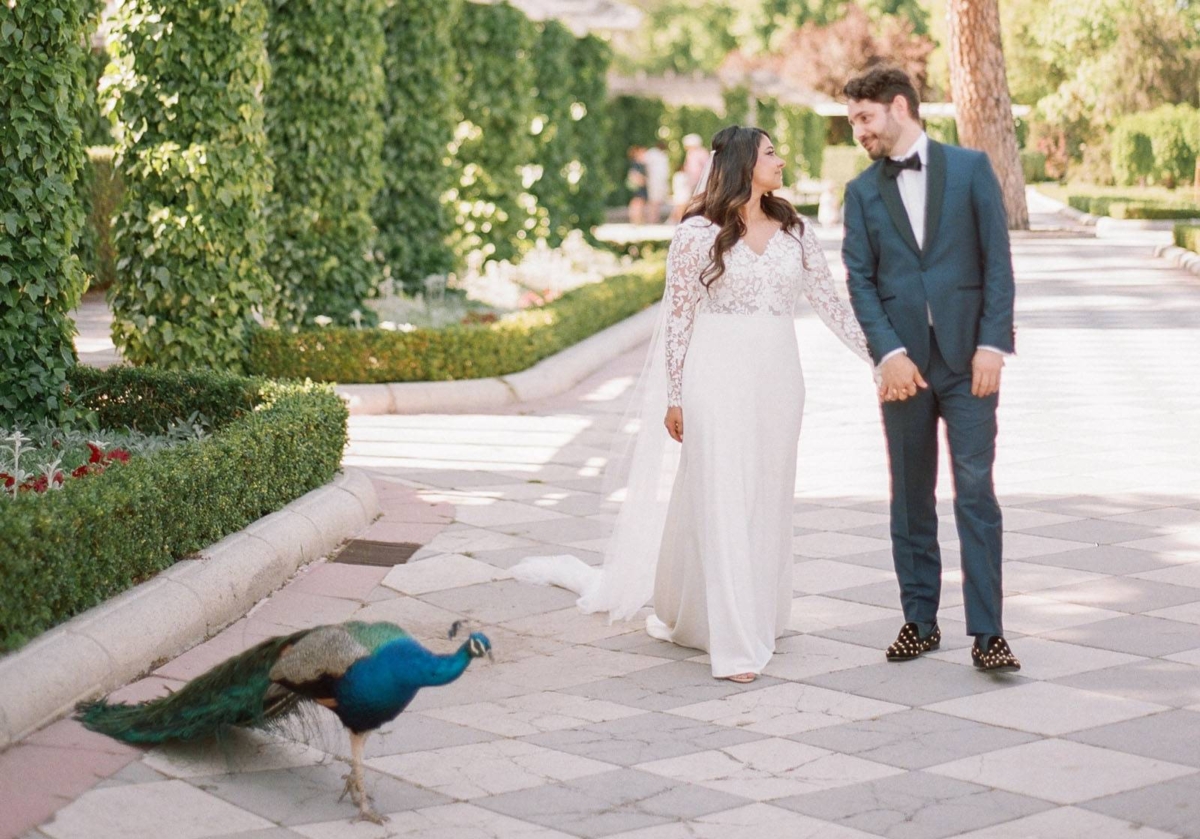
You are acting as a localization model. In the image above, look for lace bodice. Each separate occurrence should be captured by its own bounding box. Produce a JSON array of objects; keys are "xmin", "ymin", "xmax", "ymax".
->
[{"xmin": 664, "ymin": 216, "xmax": 871, "ymax": 406}]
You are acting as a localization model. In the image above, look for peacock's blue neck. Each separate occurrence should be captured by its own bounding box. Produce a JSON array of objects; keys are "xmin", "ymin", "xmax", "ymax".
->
[{"xmin": 334, "ymin": 640, "xmax": 474, "ymax": 732}]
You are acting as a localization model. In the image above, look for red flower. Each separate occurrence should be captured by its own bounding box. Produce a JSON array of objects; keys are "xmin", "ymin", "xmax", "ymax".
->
[
  {"xmin": 87, "ymin": 442, "xmax": 104, "ymax": 464},
  {"xmin": 72, "ymin": 464, "xmax": 92, "ymax": 479},
  {"xmin": 0, "ymin": 472, "xmax": 12, "ymax": 488},
  {"xmin": 105, "ymin": 448, "xmax": 131, "ymax": 464}
]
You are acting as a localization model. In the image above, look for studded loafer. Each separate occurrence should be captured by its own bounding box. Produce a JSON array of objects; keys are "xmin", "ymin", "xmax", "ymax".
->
[
  {"xmin": 885, "ymin": 622, "xmax": 941, "ymax": 662},
  {"xmin": 972, "ymin": 636, "xmax": 1021, "ymax": 673}
]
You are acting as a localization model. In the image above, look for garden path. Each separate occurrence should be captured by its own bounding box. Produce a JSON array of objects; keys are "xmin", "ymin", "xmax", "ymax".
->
[{"xmin": 14, "ymin": 200, "xmax": 1200, "ymax": 839}]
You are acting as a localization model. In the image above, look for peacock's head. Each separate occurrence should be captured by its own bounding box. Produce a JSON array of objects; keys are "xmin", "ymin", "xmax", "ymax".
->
[{"xmin": 465, "ymin": 632, "xmax": 492, "ymax": 661}]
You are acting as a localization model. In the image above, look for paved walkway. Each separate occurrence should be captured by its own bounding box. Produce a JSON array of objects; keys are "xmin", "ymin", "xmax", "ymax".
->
[{"xmin": 10, "ymin": 208, "xmax": 1200, "ymax": 838}]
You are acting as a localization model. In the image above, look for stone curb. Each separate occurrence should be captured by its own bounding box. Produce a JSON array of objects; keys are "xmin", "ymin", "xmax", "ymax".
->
[
  {"xmin": 336, "ymin": 305, "xmax": 660, "ymax": 415},
  {"xmin": 0, "ymin": 468, "xmax": 379, "ymax": 750},
  {"xmin": 1156, "ymin": 243, "xmax": 1200, "ymax": 277}
]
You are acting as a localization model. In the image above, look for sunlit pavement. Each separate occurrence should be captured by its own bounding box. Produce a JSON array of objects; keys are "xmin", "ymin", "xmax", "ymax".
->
[{"xmin": 15, "ymin": 204, "xmax": 1200, "ymax": 838}]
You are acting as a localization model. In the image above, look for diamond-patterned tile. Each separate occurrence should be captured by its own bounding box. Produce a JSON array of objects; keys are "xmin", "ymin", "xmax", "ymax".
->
[
  {"xmin": 367, "ymin": 739, "xmax": 615, "ymax": 800},
  {"xmin": 1044, "ymin": 615, "xmax": 1200, "ymax": 657},
  {"xmin": 601, "ymin": 802, "xmax": 882, "ymax": 839},
  {"xmin": 292, "ymin": 802, "xmax": 573, "ymax": 838},
  {"xmin": 421, "ymin": 690, "xmax": 645, "ymax": 737},
  {"xmin": 561, "ymin": 659, "xmax": 784, "ymax": 711},
  {"xmin": 928, "ymin": 739, "xmax": 1195, "ymax": 805},
  {"xmin": 951, "ymin": 805, "xmax": 1179, "ymax": 839},
  {"xmin": 1066, "ymin": 709, "xmax": 1200, "ymax": 768},
  {"xmin": 474, "ymin": 767, "xmax": 753, "ymax": 839},
  {"xmin": 774, "ymin": 771, "xmax": 1052, "ymax": 839},
  {"xmin": 789, "ymin": 709, "xmax": 1039, "ymax": 770},
  {"xmin": 1052, "ymin": 659, "xmax": 1200, "ymax": 708},
  {"xmin": 668, "ymin": 682, "xmax": 906, "ymax": 736},
  {"xmin": 924, "ymin": 682, "xmax": 1167, "ymax": 736},
  {"xmin": 804, "ymin": 659, "xmax": 1024, "ymax": 708},
  {"xmin": 1082, "ymin": 772, "xmax": 1200, "ymax": 836}
]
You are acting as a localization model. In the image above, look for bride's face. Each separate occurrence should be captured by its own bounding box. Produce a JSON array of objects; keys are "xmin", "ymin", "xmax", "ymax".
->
[{"xmin": 751, "ymin": 135, "xmax": 785, "ymax": 193}]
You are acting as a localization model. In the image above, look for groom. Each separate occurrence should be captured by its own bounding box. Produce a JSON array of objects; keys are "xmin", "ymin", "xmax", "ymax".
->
[{"xmin": 840, "ymin": 67, "xmax": 1020, "ymax": 672}]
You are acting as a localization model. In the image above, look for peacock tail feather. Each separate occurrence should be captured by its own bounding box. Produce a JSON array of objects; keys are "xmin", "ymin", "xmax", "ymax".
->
[{"xmin": 76, "ymin": 629, "xmax": 311, "ymax": 744}]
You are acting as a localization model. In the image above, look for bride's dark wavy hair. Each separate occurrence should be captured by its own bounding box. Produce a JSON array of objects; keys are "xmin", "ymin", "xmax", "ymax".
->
[{"xmin": 683, "ymin": 125, "xmax": 804, "ymax": 290}]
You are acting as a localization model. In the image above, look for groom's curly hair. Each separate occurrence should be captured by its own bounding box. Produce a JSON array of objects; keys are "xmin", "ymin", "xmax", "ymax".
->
[{"xmin": 843, "ymin": 66, "xmax": 921, "ymax": 121}]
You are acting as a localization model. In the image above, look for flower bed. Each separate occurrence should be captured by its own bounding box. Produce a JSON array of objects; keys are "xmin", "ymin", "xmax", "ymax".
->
[
  {"xmin": 1064, "ymin": 193, "xmax": 1200, "ymax": 220},
  {"xmin": 247, "ymin": 259, "xmax": 666, "ymax": 384},
  {"xmin": 0, "ymin": 366, "xmax": 348, "ymax": 652}
]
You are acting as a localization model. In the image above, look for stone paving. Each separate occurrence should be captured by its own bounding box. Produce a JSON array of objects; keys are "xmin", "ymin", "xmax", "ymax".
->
[{"xmin": 8, "ymin": 205, "xmax": 1200, "ymax": 838}]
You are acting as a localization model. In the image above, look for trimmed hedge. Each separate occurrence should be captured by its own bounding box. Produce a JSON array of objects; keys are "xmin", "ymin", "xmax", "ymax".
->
[
  {"xmin": 104, "ymin": 0, "xmax": 274, "ymax": 372},
  {"xmin": 0, "ymin": 366, "xmax": 348, "ymax": 652},
  {"xmin": 1111, "ymin": 105, "xmax": 1199, "ymax": 189},
  {"xmin": 248, "ymin": 260, "xmax": 666, "ymax": 383},
  {"xmin": 1, "ymin": 0, "xmax": 91, "ymax": 428},
  {"xmin": 1067, "ymin": 194, "xmax": 1200, "ymax": 220},
  {"xmin": 265, "ymin": 0, "xmax": 386, "ymax": 327},
  {"xmin": 1175, "ymin": 224, "xmax": 1200, "ymax": 253},
  {"xmin": 1020, "ymin": 150, "xmax": 1048, "ymax": 183}
]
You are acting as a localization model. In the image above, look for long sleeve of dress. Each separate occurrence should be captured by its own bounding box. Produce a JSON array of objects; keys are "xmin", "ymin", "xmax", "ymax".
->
[
  {"xmin": 664, "ymin": 221, "xmax": 708, "ymax": 406},
  {"xmin": 798, "ymin": 224, "xmax": 873, "ymax": 366}
]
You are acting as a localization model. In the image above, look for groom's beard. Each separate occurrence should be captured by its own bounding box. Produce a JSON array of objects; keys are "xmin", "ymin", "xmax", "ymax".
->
[{"xmin": 859, "ymin": 117, "xmax": 903, "ymax": 160}]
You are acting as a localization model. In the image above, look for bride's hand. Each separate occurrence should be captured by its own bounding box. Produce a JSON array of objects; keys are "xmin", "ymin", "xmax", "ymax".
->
[{"xmin": 664, "ymin": 407, "xmax": 684, "ymax": 443}]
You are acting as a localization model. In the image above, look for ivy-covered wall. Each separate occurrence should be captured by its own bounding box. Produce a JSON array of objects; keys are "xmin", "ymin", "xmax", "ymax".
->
[
  {"xmin": 104, "ymin": 0, "xmax": 274, "ymax": 372},
  {"xmin": 449, "ymin": 1, "xmax": 540, "ymax": 264},
  {"xmin": 567, "ymin": 34, "xmax": 612, "ymax": 233},
  {"xmin": 0, "ymin": 0, "xmax": 91, "ymax": 427},
  {"xmin": 375, "ymin": 0, "xmax": 460, "ymax": 295},
  {"xmin": 265, "ymin": 0, "xmax": 386, "ymax": 327},
  {"xmin": 530, "ymin": 19, "xmax": 577, "ymax": 247}
]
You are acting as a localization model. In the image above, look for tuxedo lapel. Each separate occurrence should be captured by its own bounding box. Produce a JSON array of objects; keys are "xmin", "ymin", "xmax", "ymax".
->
[
  {"xmin": 876, "ymin": 164, "xmax": 921, "ymax": 256},
  {"xmin": 923, "ymin": 140, "xmax": 947, "ymax": 258}
]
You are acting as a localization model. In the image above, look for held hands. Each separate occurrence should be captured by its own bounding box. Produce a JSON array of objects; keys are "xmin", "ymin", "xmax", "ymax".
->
[
  {"xmin": 878, "ymin": 354, "xmax": 928, "ymax": 403},
  {"xmin": 664, "ymin": 406, "xmax": 684, "ymax": 443},
  {"xmin": 971, "ymin": 349, "xmax": 1004, "ymax": 397}
]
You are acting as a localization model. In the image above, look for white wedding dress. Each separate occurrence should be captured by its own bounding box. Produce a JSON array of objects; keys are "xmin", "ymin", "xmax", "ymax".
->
[{"xmin": 514, "ymin": 216, "xmax": 871, "ymax": 677}]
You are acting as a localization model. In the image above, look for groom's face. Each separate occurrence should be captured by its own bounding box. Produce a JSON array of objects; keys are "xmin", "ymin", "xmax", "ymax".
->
[{"xmin": 848, "ymin": 98, "xmax": 904, "ymax": 160}]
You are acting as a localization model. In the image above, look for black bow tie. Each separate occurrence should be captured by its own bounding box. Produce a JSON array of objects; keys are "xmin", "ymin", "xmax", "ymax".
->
[{"xmin": 884, "ymin": 153, "xmax": 922, "ymax": 179}]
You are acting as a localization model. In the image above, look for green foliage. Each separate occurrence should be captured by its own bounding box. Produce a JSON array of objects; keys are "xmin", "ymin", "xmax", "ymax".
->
[
  {"xmin": 823, "ymin": 145, "xmax": 872, "ymax": 193},
  {"xmin": 530, "ymin": 20, "xmax": 581, "ymax": 247},
  {"xmin": 1066, "ymin": 194, "xmax": 1200, "ymax": 220},
  {"xmin": 248, "ymin": 261, "xmax": 666, "ymax": 383},
  {"xmin": 607, "ymin": 95, "xmax": 669, "ymax": 205},
  {"xmin": 264, "ymin": 0, "xmax": 386, "ymax": 328},
  {"xmin": 756, "ymin": 97, "xmax": 825, "ymax": 179},
  {"xmin": 1174, "ymin": 224, "xmax": 1200, "ymax": 253},
  {"xmin": 1019, "ymin": 150, "xmax": 1049, "ymax": 184},
  {"xmin": 567, "ymin": 35, "xmax": 613, "ymax": 233},
  {"xmin": 924, "ymin": 118, "xmax": 958, "ymax": 147},
  {"xmin": 449, "ymin": 1, "xmax": 541, "ymax": 264},
  {"xmin": 104, "ymin": 0, "xmax": 274, "ymax": 372},
  {"xmin": 0, "ymin": 367, "xmax": 347, "ymax": 651},
  {"xmin": 79, "ymin": 45, "xmax": 112, "ymax": 147},
  {"xmin": 1111, "ymin": 106, "xmax": 1200, "ymax": 189},
  {"xmin": 614, "ymin": 1, "xmax": 741, "ymax": 75},
  {"xmin": 0, "ymin": 0, "xmax": 91, "ymax": 428},
  {"xmin": 77, "ymin": 146, "xmax": 122, "ymax": 291},
  {"xmin": 375, "ymin": 0, "xmax": 461, "ymax": 295}
]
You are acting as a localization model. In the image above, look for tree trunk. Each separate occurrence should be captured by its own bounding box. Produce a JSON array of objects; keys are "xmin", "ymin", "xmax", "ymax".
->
[{"xmin": 946, "ymin": 0, "xmax": 1029, "ymax": 230}]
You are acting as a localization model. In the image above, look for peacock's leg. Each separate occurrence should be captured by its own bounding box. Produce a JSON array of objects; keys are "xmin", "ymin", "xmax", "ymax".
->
[{"xmin": 342, "ymin": 730, "xmax": 386, "ymax": 824}]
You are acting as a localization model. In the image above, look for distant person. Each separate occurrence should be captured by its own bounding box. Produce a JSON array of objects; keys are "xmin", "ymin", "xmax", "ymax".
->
[
  {"xmin": 644, "ymin": 142, "xmax": 671, "ymax": 223},
  {"xmin": 682, "ymin": 133, "xmax": 710, "ymax": 195},
  {"xmin": 669, "ymin": 167, "xmax": 692, "ymax": 223},
  {"xmin": 626, "ymin": 146, "xmax": 648, "ymax": 225}
]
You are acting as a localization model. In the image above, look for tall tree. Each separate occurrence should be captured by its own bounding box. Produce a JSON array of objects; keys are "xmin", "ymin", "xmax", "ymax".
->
[{"xmin": 946, "ymin": 0, "xmax": 1028, "ymax": 229}]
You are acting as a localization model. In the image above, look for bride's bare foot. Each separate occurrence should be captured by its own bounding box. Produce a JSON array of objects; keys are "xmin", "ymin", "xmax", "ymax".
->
[{"xmin": 723, "ymin": 673, "xmax": 757, "ymax": 683}]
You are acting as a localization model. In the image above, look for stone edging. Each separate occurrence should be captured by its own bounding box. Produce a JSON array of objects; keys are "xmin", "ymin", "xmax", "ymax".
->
[
  {"xmin": 0, "ymin": 468, "xmax": 379, "ymax": 750},
  {"xmin": 335, "ymin": 305, "xmax": 660, "ymax": 415},
  {"xmin": 1156, "ymin": 243, "xmax": 1200, "ymax": 277}
]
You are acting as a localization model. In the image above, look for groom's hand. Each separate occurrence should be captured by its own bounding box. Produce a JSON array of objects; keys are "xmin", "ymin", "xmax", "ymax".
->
[
  {"xmin": 664, "ymin": 407, "xmax": 684, "ymax": 443},
  {"xmin": 971, "ymin": 349, "xmax": 1004, "ymax": 397},
  {"xmin": 878, "ymin": 354, "xmax": 928, "ymax": 402}
]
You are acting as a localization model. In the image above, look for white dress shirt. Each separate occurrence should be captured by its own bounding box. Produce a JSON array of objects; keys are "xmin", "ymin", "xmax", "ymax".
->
[{"xmin": 878, "ymin": 132, "xmax": 1006, "ymax": 366}]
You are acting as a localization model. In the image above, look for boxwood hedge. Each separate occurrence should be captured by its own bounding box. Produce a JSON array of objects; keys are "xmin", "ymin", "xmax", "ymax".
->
[
  {"xmin": 1067, "ymin": 194, "xmax": 1200, "ymax": 220},
  {"xmin": 0, "ymin": 366, "xmax": 348, "ymax": 652},
  {"xmin": 247, "ymin": 260, "xmax": 666, "ymax": 383},
  {"xmin": 1176, "ymin": 223, "xmax": 1200, "ymax": 253}
]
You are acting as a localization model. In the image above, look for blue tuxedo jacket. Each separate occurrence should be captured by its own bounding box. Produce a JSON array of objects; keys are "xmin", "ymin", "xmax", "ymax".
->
[{"xmin": 841, "ymin": 140, "xmax": 1015, "ymax": 374}]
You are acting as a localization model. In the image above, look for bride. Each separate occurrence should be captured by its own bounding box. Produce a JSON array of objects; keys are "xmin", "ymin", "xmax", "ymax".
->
[{"xmin": 515, "ymin": 125, "xmax": 873, "ymax": 682}]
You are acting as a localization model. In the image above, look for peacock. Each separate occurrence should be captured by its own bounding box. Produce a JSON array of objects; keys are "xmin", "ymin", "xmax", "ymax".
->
[{"xmin": 76, "ymin": 620, "xmax": 491, "ymax": 823}]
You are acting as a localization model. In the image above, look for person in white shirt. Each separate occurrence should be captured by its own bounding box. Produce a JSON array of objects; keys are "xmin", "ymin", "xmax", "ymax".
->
[{"xmin": 841, "ymin": 66, "xmax": 1020, "ymax": 674}]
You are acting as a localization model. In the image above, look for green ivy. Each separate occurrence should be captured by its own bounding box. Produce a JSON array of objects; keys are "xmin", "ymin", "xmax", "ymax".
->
[
  {"xmin": 77, "ymin": 146, "xmax": 122, "ymax": 291},
  {"xmin": 265, "ymin": 0, "xmax": 386, "ymax": 327},
  {"xmin": 375, "ymin": 0, "xmax": 460, "ymax": 295},
  {"xmin": 607, "ymin": 95, "xmax": 669, "ymax": 205},
  {"xmin": 530, "ymin": 19, "xmax": 577, "ymax": 246},
  {"xmin": 1112, "ymin": 105, "xmax": 1200, "ymax": 189},
  {"xmin": 564, "ymin": 34, "xmax": 611, "ymax": 234},
  {"xmin": 104, "ymin": 0, "xmax": 274, "ymax": 372},
  {"xmin": 0, "ymin": 0, "xmax": 91, "ymax": 428},
  {"xmin": 756, "ymin": 97, "xmax": 825, "ymax": 180},
  {"xmin": 449, "ymin": 1, "xmax": 541, "ymax": 264}
]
